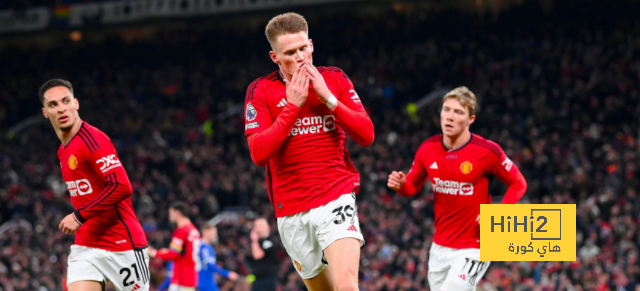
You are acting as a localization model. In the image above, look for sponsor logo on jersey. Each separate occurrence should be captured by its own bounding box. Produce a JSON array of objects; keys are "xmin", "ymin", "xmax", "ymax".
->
[
  {"xmin": 431, "ymin": 178, "xmax": 473, "ymax": 195},
  {"xmin": 96, "ymin": 154, "xmax": 121, "ymax": 174},
  {"xmin": 68, "ymin": 155, "xmax": 78, "ymax": 170},
  {"xmin": 246, "ymin": 103, "xmax": 257, "ymax": 121},
  {"xmin": 245, "ymin": 121, "xmax": 259, "ymax": 130},
  {"xmin": 66, "ymin": 179, "xmax": 94, "ymax": 197},
  {"xmin": 294, "ymin": 260, "xmax": 302, "ymax": 272},
  {"xmin": 460, "ymin": 161, "xmax": 473, "ymax": 174},
  {"xmin": 349, "ymin": 90, "xmax": 361, "ymax": 102},
  {"xmin": 347, "ymin": 225, "xmax": 358, "ymax": 232},
  {"xmin": 502, "ymin": 157, "xmax": 513, "ymax": 171},
  {"xmin": 430, "ymin": 162, "xmax": 438, "ymax": 169},
  {"xmin": 289, "ymin": 115, "xmax": 336, "ymax": 136}
]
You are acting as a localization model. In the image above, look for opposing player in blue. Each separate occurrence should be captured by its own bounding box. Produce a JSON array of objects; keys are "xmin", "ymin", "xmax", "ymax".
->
[
  {"xmin": 159, "ymin": 224, "xmax": 239, "ymax": 291},
  {"xmin": 199, "ymin": 224, "xmax": 239, "ymax": 290}
]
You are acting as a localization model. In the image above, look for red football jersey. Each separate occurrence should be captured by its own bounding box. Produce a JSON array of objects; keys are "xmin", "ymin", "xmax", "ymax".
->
[
  {"xmin": 398, "ymin": 134, "xmax": 526, "ymax": 249},
  {"xmin": 58, "ymin": 121, "xmax": 147, "ymax": 251},
  {"xmin": 155, "ymin": 223, "xmax": 201, "ymax": 287},
  {"xmin": 244, "ymin": 67, "xmax": 373, "ymax": 217}
]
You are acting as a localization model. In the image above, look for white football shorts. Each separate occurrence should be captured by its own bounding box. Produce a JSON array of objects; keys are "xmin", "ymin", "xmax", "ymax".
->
[
  {"xmin": 67, "ymin": 244, "xmax": 150, "ymax": 291},
  {"xmin": 277, "ymin": 192, "xmax": 364, "ymax": 279},
  {"xmin": 428, "ymin": 242, "xmax": 490, "ymax": 291}
]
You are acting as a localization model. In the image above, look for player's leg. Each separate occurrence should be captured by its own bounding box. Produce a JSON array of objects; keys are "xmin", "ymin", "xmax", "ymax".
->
[
  {"xmin": 301, "ymin": 263, "xmax": 333, "ymax": 290},
  {"xmin": 68, "ymin": 281, "xmax": 105, "ymax": 291},
  {"xmin": 317, "ymin": 193, "xmax": 364, "ymax": 291},
  {"xmin": 67, "ymin": 245, "xmax": 107, "ymax": 291},
  {"xmin": 440, "ymin": 249, "xmax": 490, "ymax": 291},
  {"xmin": 277, "ymin": 213, "xmax": 330, "ymax": 290},
  {"xmin": 427, "ymin": 242, "xmax": 451, "ymax": 291},
  {"xmin": 322, "ymin": 238, "xmax": 361, "ymax": 291}
]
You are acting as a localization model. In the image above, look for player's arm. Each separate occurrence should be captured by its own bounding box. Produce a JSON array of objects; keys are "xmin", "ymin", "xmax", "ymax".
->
[
  {"xmin": 487, "ymin": 146, "xmax": 527, "ymax": 204},
  {"xmin": 246, "ymin": 66, "xmax": 309, "ymax": 167},
  {"xmin": 72, "ymin": 136, "xmax": 133, "ymax": 225},
  {"xmin": 388, "ymin": 146, "xmax": 429, "ymax": 197},
  {"xmin": 151, "ymin": 235, "xmax": 185, "ymax": 261},
  {"xmin": 306, "ymin": 63, "xmax": 374, "ymax": 147},
  {"xmin": 201, "ymin": 245, "xmax": 231, "ymax": 277}
]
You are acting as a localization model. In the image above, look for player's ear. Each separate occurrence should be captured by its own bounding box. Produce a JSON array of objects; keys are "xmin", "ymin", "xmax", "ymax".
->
[
  {"xmin": 309, "ymin": 39, "xmax": 314, "ymax": 53},
  {"xmin": 269, "ymin": 51, "xmax": 278, "ymax": 65},
  {"xmin": 42, "ymin": 107, "xmax": 48, "ymax": 119},
  {"xmin": 468, "ymin": 115, "xmax": 476, "ymax": 125},
  {"xmin": 74, "ymin": 97, "xmax": 79, "ymax": 110}
]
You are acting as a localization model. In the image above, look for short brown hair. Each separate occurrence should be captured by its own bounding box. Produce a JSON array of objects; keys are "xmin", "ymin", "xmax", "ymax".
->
[
  {"xmin": 39, "ymin": 79, "xmax": 73, "ymax": 104},
  {"xmin": 443, "ymin": 86, "xmax": 477, "ymax": 117},
  {"xmin": 265, "ymin": 12, "xmax": 308, "ymax": 50}
]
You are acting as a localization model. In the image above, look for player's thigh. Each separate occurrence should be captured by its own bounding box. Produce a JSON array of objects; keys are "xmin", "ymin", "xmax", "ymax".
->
[
  {"xmin": 277, "ymin": 212, "xmax": 326, "ymax": 280},
  {"xmin": 68, "ymin": 280, "xmax": 105, "ymax": 291},
  {"xmin": 323, "ymin": 238, "xmax": 361, "ymax": 289},
  {"xmin": 317, "ymin": 193, "xmax": 363, "ymax": 288},
  {"xmin": 427, "ymin": 242, "xmax": 452, "ymax": 291},
  {"xmin": 442, "ymin": 250, "xmax": 490, "ymax": 291},
  {"xmin": 67, "ymin": 245, "xmax": 107, "ymax": 290},
  {"xmin": 102, "ymin": 248, "xmax": 151, "ymax": 291},
  {"xmin": 302, "ymin": 267, "xmax": 333, "ymax": 291},
  {"xmin": 427, "ymin": 267, "xmax": 448, "ymax": 291}
]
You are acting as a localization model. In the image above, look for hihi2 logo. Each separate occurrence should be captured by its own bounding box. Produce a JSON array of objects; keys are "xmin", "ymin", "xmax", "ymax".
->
[{"xmin": 480, "ymin": 204, "xmax": 575, "ymax": 261}]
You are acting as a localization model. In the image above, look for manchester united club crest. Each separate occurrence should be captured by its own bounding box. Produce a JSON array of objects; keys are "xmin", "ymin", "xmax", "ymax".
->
[
  {"xmin": 68, "ymin": 155, "xmax": 78, "ymax": 170},
  {"xmin": 294, "ymin": 260, "xmax": 302, "ymax": 272},
  {"xmin": 246, "ymin": 103, "xmax": 257, "ymax": 121},
  {"xmin": 460, "ymin": 161, "xmax": 473, "ymax": 174}
]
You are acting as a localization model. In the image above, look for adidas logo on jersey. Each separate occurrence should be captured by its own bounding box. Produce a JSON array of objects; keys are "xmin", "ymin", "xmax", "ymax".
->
[
  {"xmin": 347, "ymin": 225, "xmax": 358, "ymax": 232},
  {"xmin": 132, "ymin": 284, "xmax": 141, "ymax": 291},
  {"xmin": 458, "ymin": 274, "xmax": 466, "ymax": 281},
  {"xmin": 277, "ymin": 98, "xmax": 287, "ymax": 107},
  {"xmin": 430, "ymin": 162, "xmax": 438, "ymax": 169}
]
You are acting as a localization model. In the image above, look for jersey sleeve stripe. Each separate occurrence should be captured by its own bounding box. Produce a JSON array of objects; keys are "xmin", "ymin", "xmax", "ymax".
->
[
  {"xmin": 246, "ymin": 74, "xmax": 273, "ymax": 102},
  {"xmin": 470, "ymin": 140, "xmax": 501, "ymax": 158},
  {"xmin": 77, "ymin": 172, "xmax": 117, "ymax": 212},
  {"xmin": 84, "ymin": 172, "xmax": 120, "ymax": 211},
  {"xmin": 79, "ymin": 126, "xmax": 100, "ymax": 150},
  {"xmin": 246, "ymin": 79, "xmax": 261, "ymax": 102},
  {"xmin": 471, "ymin": 138, "xmax": 502, "ymax": 155},
  {"xmin": 77, "ymin": 131, "xmax": 96, "ymax": 153}
]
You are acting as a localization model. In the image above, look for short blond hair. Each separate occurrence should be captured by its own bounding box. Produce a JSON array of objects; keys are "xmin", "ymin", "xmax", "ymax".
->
[
  {"xmin": 265, "ymin": 12, "xmax": 308, "ymax": 50},
  {"xmin": 443, "ymin": 86, "xmax": 477, "ymax": 117}
]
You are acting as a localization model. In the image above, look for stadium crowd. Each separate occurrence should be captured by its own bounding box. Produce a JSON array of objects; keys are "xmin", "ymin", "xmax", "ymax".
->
[{"xmin": 1, "ymin": 1, "xmax": 640, "ymax": 290}]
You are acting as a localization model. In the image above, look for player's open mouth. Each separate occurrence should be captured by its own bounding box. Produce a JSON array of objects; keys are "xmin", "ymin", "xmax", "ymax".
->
[
  {"xmin": 60, "ymin": 116, "xmax": 69, "ymax": 123},
  {"xmin": 445, "ymin": 124, "xmax": 453, "ymax": 129}
]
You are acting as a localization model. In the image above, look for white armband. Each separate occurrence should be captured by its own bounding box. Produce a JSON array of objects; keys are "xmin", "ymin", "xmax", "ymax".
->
[{"xmin": 325, "ymin": 94, "xmax": 338, "ymax": 109}]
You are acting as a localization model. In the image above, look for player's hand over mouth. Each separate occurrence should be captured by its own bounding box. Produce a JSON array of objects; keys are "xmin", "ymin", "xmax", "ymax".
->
[
  {"xmin": 283, "ymin": 64, "xmax": 310, "ymax": 108},
  {"xmin": 303, "ymin": 60, "xmax": 332, "ymax": 104}
]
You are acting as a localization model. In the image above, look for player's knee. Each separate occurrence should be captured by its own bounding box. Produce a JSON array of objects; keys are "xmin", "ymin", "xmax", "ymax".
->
[{"xmin": 334, "ymin": 282, "xmax": 358, "ymax": 291}]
